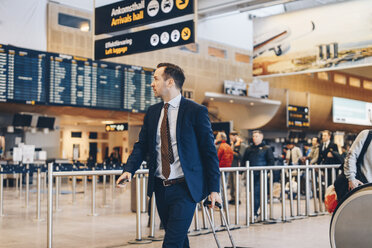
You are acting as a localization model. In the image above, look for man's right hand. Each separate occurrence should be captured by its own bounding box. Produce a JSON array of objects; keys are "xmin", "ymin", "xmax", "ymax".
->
[
  {"xmin": 348, "ymin": 179, "xmax": 363, "ymax": 190},
  {"xmin": 116, "ymin": 172, "xmax": 132, "ymax": 187}
]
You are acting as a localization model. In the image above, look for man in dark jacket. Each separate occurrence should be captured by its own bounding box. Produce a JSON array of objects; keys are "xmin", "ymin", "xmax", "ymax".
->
[
  {"xmin": 318, "ymin": 130, "xmax": 343, "ymax": 186},
  {"xmin": 241, "ymin": 130, "xmax": 275, "ymax": 219}
]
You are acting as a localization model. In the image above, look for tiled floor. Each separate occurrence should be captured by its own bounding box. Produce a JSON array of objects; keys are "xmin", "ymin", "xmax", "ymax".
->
[{"xmin": 0, "ymin": 179, "xmax": 332, "ymax": 248}]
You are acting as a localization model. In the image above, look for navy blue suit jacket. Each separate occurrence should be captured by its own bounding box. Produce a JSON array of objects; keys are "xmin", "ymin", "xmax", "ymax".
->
[{"xmin": 123, "ymin": 96, "xmax": 220, "ymax": 202}]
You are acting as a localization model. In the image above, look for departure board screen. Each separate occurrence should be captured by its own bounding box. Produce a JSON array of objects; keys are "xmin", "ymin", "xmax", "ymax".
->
[
  {"xmin": 49, "ymin": 54, "xmax": 92, "ymax": 107},
  {"xmin": 7, "ymin": 46, "xmax": 47, "ymax": 104},
  {"xmin": 124, "ymin": 66, "xmax": 160, "ymax": 112},
  {"xmin": 0, "ymin": 44, "xmax": 7, "ymax": 102},
  {"xmin": 92, "ymin": 61, "xmax": 123, "ymax": 110}
]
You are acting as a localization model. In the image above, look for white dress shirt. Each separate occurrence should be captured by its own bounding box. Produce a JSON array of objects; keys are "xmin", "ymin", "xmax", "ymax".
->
[
  {"xmin": 322, "ymin": 141, "xmax": 330, "ymax": 151},
  {"xmin": 155, "ymin": 94, "xmax": 184, "ymax": 180}
]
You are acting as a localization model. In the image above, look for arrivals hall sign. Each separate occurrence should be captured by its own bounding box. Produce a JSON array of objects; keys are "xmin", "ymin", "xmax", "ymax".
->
[{"xmin": 95, "ymin": 0, "xmax": 195, "ymax": 59}]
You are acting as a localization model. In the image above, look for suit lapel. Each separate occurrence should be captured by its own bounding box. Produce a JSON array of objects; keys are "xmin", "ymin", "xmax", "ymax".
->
[
  {"xmin": 176, "ymin": 97, "xmax": 187, "ymax": 142},
  {"xmin": 152, "ymin": 103, "xmax": 163, "ymax": 149}
]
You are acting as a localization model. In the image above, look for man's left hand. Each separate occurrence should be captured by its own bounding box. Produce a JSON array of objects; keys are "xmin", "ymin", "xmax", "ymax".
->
[
  {"xmin": 209, "ymin": 192, "xmax": 222, "ymax": 209},
  {"xmin": 327, "ymin": 152, "xmax": 334, "ymax": 158}
]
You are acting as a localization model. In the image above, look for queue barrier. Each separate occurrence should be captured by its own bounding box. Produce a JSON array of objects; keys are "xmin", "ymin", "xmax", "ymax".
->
[{"xmin": 1, "ymin": 161, "xmax": 342, "ymax": 248}]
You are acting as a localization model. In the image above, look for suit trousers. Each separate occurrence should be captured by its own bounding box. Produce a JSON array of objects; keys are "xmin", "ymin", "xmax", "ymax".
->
[{"xmin": 154, "ymin": 177, "xmax": 196, "ymax": 248}]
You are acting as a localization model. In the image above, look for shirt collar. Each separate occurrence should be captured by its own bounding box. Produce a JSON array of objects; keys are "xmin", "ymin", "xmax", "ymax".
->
[{"xmin": 165, "ymin": 94, "xmax": 181, "ymax": 108}]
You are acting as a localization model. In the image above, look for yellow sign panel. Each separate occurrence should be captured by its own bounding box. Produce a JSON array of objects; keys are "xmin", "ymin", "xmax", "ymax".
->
[
  {"xmin": 181, "ymin": 27, "xmax": 191, "ymax": 41},
  {"xmin": 176, "ymin": 0, "xmax": 189, "ymax": 10}
]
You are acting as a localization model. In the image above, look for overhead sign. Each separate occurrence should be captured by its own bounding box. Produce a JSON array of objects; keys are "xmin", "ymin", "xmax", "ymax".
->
[
  {"xmin": 95, "ymin": 0, "xmax": 194, "ymax": 35},
  {"xmin": 95, "ymin": 20, "xmax": 194, "ymax": 59},
  {"xmin": 333, "ymin": 97, "xmax": 372, "ymax": 126},
  {"xmin": 105, "ymin": 123, "xmax": 129, "ymax": 132},
  {"xmin": 253, "ymin": 0, "xmax": 372, "ymax": 77},
  {"xmin": 287, "ymin": 105, "xmax": 309, "ymax": 128}
]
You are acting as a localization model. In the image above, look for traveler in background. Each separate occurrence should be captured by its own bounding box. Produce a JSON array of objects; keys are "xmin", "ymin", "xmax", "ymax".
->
[
  {"xmin": 215, "ymin": 131, "xmax": 234, "ymax": 168},
  {"xmin": 241, "ymin": 130, "xmax": 275, "ymax": 219},
  {"xmin": 341, "ymin": 146, "xmax": 348, "ymax": 159},
  {"xmin": 308, "ymin": 137, "xmax": 320, "ymax": 165},
  {"xmin": 228, "ymin": 131, "xmax": 245, "ymax": 204},
  {"xmin": 286, "ymin": 141, "xmax": 303, "ymax": 165},
  {"xmin": 318, "ymin": 130, "xmax": 343, "ymax": 196},
  {"xmin": 344, "ymin": 130, "xmax": 372, "ymax": 190},
  {"xmin": 317, "ymin": 130, "xmax": 343, "ymax": 166}
]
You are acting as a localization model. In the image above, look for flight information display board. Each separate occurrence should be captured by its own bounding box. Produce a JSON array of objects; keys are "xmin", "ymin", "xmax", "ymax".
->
[
  {"xmin": 0, "ymin": 44, "xmax": 159, "ymax": 113},
  {"xmin": 287, "ymin": 105, "xmax": 310, "ymax": 128},
  {"xmin": 0, "ymin": 44, "xmax": 7, "ymax": 102},
  {"xmin": 7, "ymin": 45, "xmax": 47, "ymax": 104},
  {"xmin": 92, "ymin": 61, "xmax": 123, "ymax": 110},
  {"xmin": 124, "ymin": 65, "xmax": 160, "ymax": 112},
  {"xmin": 49, "ymin": 54, "xmax": 92, "ymax": 107}
]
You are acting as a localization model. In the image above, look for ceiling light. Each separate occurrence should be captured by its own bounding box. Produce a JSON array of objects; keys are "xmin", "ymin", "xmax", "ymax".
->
[
  {"xmin": 102, "ymin": 120, "xmax": 114, "ymax": 124},
  {"xmin": 229, "ymin": 100, "xmax": 234, "ymax": 103},
  {"xmin": 80, "ymin": 23, "xmax": 90, "ymax": 32},
  {"xmin": 210, "ymin": 98, "xmax": 214, "ymax": 101}
]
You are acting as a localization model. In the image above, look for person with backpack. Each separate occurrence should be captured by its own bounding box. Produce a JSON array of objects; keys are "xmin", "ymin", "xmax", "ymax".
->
[{"xmin": 344, "ymin": 129, "xmax": 372, "ymax": 190}]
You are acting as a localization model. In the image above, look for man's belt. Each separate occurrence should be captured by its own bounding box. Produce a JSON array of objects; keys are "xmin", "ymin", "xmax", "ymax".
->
[{"xmin": 162, "ymin": 177, "xmax": 185, "ymax": 187}]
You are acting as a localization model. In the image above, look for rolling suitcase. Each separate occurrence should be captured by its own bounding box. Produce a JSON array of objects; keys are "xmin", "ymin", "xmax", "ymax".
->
[{"xmin": 203, "ymin": 199, "xmax": 236, "ymax": 248}]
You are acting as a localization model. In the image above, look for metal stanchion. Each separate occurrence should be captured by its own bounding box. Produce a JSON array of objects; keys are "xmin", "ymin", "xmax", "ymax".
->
[
  {"xmin": 332, "ymin": 168, "xmax": 336, "ymax": 184},
  {"xmin": 89, "ymin": 172, "xmax": 98, "ymax": 216},
  {"xmin": 289, "ymin": 169, "xmax": 294, "ymax": 218},
  {"xmin": 235, "ymin": 170, "xmax": 240, "ymax": 225},
  {"xmin": 193, "ymin": 204, "xmax": 201, "ymax": 231},
  {"xmin": 84, "ymin": 176, "xmax": 87, "ymax": 198},
  {"xmin": 325, "ymin": 168, "xmax": 328, "ymax": 189},
  {"xmin": 297, "ymin": 168, "xmax": 301, "ymax": 216},
  {"xmin": 55, "ymin": 176, "xmax": 61, "ymax": 212},
  {"xmin": 25, "ymin": 164, "xmax": 30, "ymax": 208},
  {"xmin": 264, "ymin": 170, "xmax": 268, "ymax": 221},
  {"xmin": 318, "ymin": 169, "xmax": 324, "ymax": 213},
  {"xmin": 47, "ymin": 163, "xmax": 53, "ymax": 248},
  {"xmin": 281, "ymin": 168, "xmax": 286, "ymax": 222},
  {"xmin": 250, "ymin": 171, "xmax": 254, "ymax": 224},
  {"xmin": 128, "ymin": 175, "xmax": 151, "ymax": 244},
  {"xmin": 269, "ymin": 169, "xmax": 274, "ymax": 220},
  {"xmin": 0, "ymin": 168, "xmax": 4, "ymax": 217},
  {"xmin": 311, "ymin": 168, "xmax": 319, "ymax": 214},
  {"xmin": 148, "ymin": 194, "xmax": 162, "ymax": 240},
  {"xmin": 245, "ymin": 162, "xmax": 250, "ymax": 226},
  {"xmin": 260, "ymin": 170, "xmax": 264, "ymax": 222},
  {"xmin": 43, "ymin": 171, "xmax": 47, "ymax": 201},
  {"xmin": 35, "ymin": 168, "xmax": 43, "ymax": 221},
  {"xmin": 305, "ymin": 161, "xmax": 310, "ymax": 216},
  {"xmin": 19, "ymin": 171, "xmax": 23, "ymax": 199},
  {"xmin": 111, "ymin": 174, "xmax": 115, "ymax": 201},
  {"xmin": 221, "ymin": 171, "xmax": 230, "ymax": 226},
  {"xmin": 72, "ymin": 176, "xmax": 76, "ymax": 204},
  {"xmin": 16, "ymin": 173, "xmax": 19, "ymax": 192},
  {"xmin": 141, "ymin": 174, "xmax": 146, "ymax": 213}
]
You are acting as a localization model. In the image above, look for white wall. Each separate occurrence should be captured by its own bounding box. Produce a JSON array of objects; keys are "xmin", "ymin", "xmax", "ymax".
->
[
  {"xmin": 0, "ymin": 0, "xmax": 47, "ymax": 51},
  {"xmin": 197, "ymin": 12, "xmax": 253, "ymax": 51}
]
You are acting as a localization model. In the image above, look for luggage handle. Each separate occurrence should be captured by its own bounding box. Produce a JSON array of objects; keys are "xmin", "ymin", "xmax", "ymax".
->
[{"xmin": 203, "ymin": 199, "xmax": 223, "ymax": 209}]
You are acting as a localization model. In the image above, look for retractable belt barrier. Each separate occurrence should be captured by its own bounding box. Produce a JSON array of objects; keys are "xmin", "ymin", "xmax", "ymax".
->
[{"xmin": 0, "ymin": 161, "xmax": 341, "ymax": 248}]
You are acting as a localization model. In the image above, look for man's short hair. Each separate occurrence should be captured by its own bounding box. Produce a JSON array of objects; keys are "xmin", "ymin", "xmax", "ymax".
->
[
  {"xmin": 157, "ymin": 63, "xmax": 185, "ymax": 90},
  {"xmin": 252, "ymin": 130, "xmax": 263, "ymax": 136},
  {"xmin": 322, "ymin": 130, "xmax": 332, "ymax": 136}
]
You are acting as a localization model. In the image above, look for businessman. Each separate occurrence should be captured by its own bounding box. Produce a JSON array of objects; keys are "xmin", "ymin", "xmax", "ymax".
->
[{"xmin": 117, "ymin": 63, "xmax": 222, "ymax": 248}]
